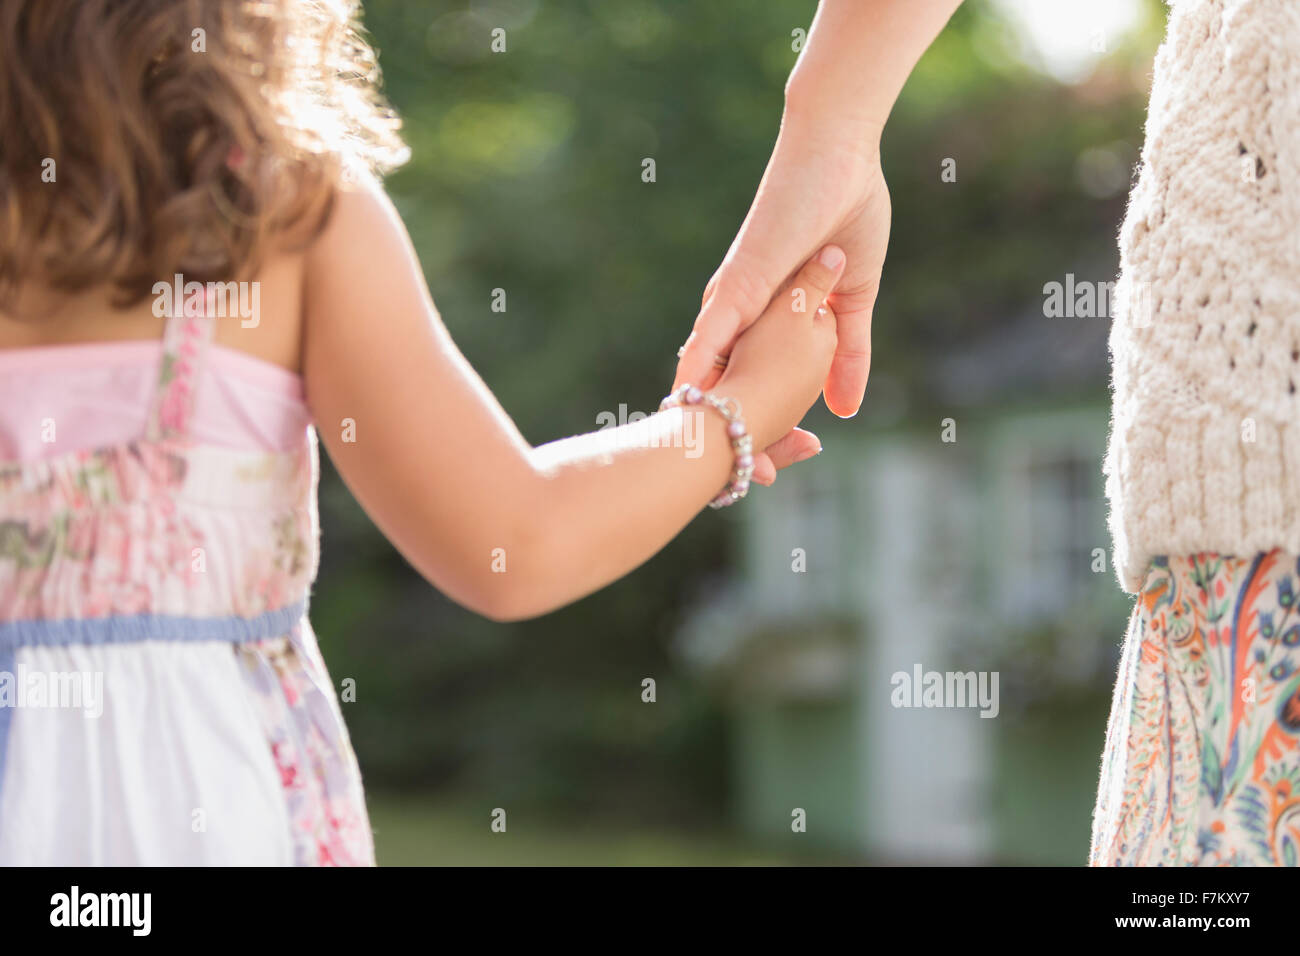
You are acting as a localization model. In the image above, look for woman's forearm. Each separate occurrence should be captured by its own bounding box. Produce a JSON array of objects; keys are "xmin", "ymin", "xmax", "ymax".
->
[{"xmin": 785, "ymin": 0, "xmax": 965, "ymax": 132}]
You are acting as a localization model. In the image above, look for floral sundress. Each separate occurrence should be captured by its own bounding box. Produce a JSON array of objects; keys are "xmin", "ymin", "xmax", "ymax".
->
[{"xmin": 0, "ymin": 306, "xmax": 373, "ymax": 865}]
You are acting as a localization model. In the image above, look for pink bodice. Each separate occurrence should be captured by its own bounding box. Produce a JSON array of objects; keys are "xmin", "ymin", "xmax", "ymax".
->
[{"xmin": 0, "ymin": 339, "xmax": 310, "ymax": 462}]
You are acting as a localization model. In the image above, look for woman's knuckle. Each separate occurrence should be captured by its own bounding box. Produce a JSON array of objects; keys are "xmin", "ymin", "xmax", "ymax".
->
[{"xmin": 719, "ymin": 261, "xmax": 775, "ymax": 320}]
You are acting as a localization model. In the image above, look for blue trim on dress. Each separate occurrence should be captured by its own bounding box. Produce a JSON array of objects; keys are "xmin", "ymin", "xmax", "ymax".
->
[
  {"xmin": 0, "ymin": 600, "xmax": 306, "ymax": 650},
  {"xmin": 0, "ymin": 600, "xmax": 306, "ymax": 800}
]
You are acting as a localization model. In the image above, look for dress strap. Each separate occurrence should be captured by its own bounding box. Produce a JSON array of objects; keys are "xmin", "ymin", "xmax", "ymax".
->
[{"xmin": 145, "ymin": 283, "xmax": 218, "ymax": 442}]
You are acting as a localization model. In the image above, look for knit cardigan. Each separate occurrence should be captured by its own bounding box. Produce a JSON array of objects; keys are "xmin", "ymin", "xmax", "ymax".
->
[{"xmin": 1106, "ymin": 0, "xmax": 1300, "ymax": 592}]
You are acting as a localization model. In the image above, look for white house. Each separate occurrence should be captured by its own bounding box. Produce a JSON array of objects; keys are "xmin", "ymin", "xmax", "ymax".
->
[{"xmin": 675, "ymin": 313, "xmax": 1131, "ymax": 863}]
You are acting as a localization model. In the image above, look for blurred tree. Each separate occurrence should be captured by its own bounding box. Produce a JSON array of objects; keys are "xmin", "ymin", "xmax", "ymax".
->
[{"xmin": 312, "ymin": 0, "xmax": 1166, "ymax": 828}]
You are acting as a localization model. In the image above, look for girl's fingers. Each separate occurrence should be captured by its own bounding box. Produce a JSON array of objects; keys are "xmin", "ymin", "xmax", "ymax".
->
[
  {"xmin": 777, "ymin": 245, "xmax": 846, "ymax": 321},
  {"xmin": 751, "ymin": 428, "xmax": 822, "ymax": 485}
]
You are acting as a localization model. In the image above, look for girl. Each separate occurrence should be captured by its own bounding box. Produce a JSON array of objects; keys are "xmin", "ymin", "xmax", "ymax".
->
[{"xmin": 0, "ymin": 0, "xmax": 842, "ymax": 865}]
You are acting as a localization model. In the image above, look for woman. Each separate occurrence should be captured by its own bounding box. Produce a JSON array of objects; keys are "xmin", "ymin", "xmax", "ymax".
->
[{"xmin": 678, "ymin": 0, "xmax": 1300, "ymax": 865}]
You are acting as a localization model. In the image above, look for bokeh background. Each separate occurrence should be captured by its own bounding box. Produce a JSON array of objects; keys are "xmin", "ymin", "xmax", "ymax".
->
[{"xmin": 315, "ymin": 0, "xmax": 1168, "ymax": 864}]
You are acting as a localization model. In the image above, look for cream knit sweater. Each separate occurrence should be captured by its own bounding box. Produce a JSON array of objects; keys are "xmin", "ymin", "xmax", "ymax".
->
[{"xmin": 1106, "ymin": 0, "xmax": 1300, "ymax": 592}]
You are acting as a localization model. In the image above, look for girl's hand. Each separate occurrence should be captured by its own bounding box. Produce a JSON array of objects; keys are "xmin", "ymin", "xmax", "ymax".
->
[{"xmin": 710, "ymin": 245, "xmax": 845, "ymax": 453}]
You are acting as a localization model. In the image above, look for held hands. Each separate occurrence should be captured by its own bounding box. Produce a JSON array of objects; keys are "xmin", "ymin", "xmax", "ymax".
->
[
  {"xmin": 694, "ymin": 244, "xmax": 847, "ymax": 482},
  {"xmin": 674, "ymin": 110, "xmax": 892, "ymax": 483}
]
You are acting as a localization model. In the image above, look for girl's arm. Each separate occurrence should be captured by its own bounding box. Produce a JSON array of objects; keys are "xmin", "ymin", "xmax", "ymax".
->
[{"xmin": 302, "ymin": 180, "xmax": 842, "ymax": 622}]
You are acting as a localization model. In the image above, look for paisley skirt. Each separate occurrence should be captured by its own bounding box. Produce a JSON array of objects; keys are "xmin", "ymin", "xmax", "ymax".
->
[{"xmin": 1091, "ymin": 550, "xmax": 1300, "ymax": 865}]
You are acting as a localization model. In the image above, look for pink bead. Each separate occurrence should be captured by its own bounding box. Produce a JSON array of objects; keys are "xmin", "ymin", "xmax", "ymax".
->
[
  {"xmin": 685, "ymin": 386, "xmax": 703, "ymax": 404},
  {"xmin": 737, "ymin": 453, "xmax": 754, "ymax": 469},
  {"xmin": 727, "ymin": 420, "xmax": 746, "ymax": 438},
  {"xmin": 734, "ymin": 479, "xmax": 750, "ymax": 495}
]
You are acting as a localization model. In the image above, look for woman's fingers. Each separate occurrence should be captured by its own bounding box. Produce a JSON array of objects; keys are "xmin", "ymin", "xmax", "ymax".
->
[
  {"xmin": 698, "ymin": 364, "xmax": 724, "ymax": 391},
  {"xmin": 823, "ymin": 287, "xmax": 876, "ymax": 417},
  {"xmin": 700, "ymin": 268, "xmax": 720, "ymax": 309},
  {"xmin": 674, "ymin": 251, "xmax": 781, "ymax": 391},
  {"xmin": 680, "ymin": 242, "xmax": 845, "ymax": 396}
]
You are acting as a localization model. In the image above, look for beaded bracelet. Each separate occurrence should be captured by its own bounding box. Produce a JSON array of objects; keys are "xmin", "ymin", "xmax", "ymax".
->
[{"xmin": 659, "ymin": 384, "xmax": 755, "ymax": 508}]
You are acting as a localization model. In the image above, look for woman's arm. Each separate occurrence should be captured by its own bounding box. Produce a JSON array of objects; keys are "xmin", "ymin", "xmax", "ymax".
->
[
  {"xmin": 303, "ymin": 180, "xmax": 842, "ymax": 622},
  {"xmin": 785, "ymin": 0, "xmax": 965, "ymax": 129},
  {"xmin": 675, "ymin": 0, "xmax": 964, "ymax": 418}
]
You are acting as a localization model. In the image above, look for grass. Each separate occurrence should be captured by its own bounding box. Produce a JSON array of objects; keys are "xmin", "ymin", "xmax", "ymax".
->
[{"xmin": 368, "ymin": 793, "xmax": 856, "ymax": 866}]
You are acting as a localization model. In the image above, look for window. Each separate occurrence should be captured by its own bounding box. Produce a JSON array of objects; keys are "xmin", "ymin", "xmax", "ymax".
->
[{"xmin": 999, "ymin": 424, "xmax": 1105, "ymax": 621}]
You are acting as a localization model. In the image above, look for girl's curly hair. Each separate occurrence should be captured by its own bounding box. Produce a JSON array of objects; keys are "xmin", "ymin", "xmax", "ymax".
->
[{"xmin": 0, "ymin": 0, "xmax": 409, "ymax": 308}]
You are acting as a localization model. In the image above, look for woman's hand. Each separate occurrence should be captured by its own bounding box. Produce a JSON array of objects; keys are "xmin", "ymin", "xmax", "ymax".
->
[
  {"xmin": 676, "ymin": 0, "xmax": 965, "ymax": 436},
  {"xmin": 675, "ymin": 111, "xmax": 890, "ymax": 425}
]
